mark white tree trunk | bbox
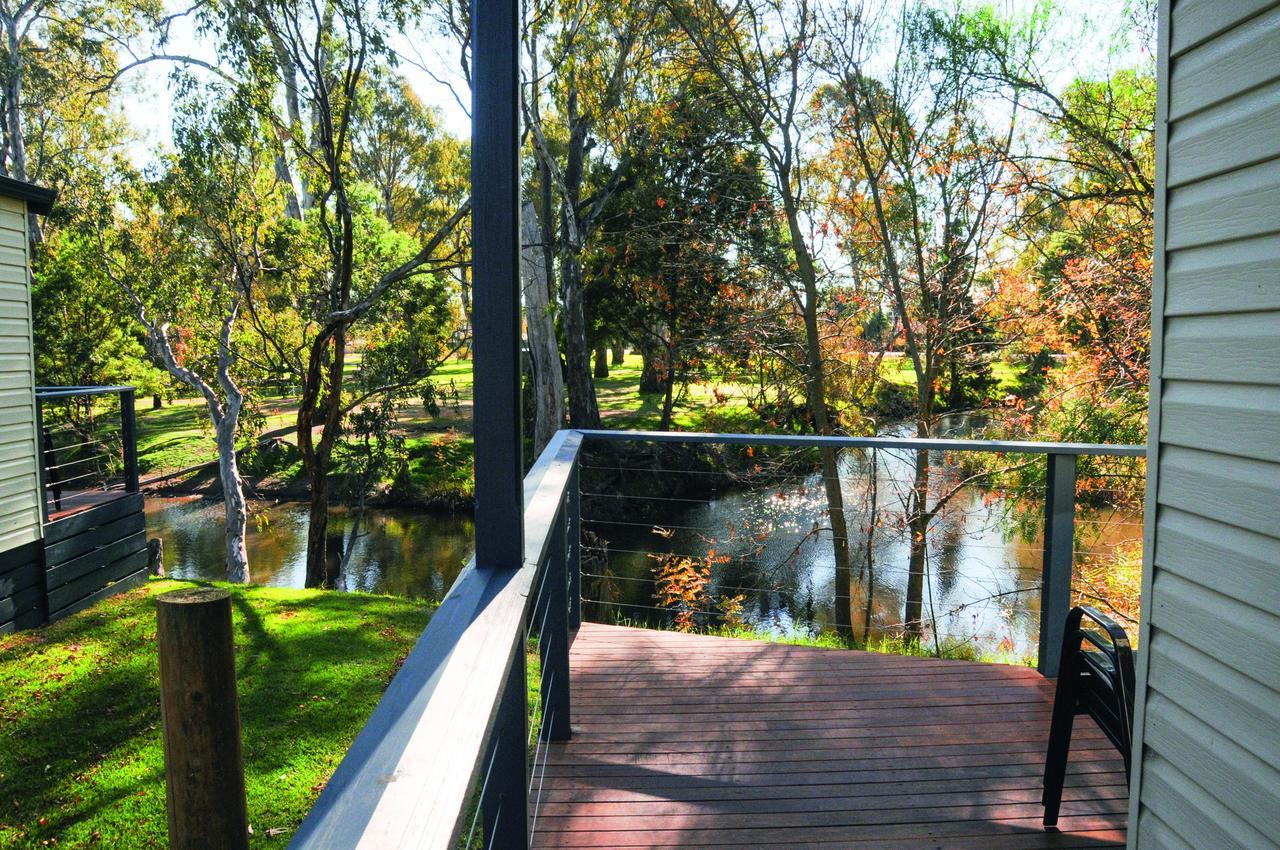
[121,289,253,584]
[216,418,250,582]
[522,201,565,455]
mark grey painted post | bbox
[567,464,581,631]
[1038,453,1078,677]
[542,504,572,741]
[484,637,529,850]
[471,0,523,571]
[33,395,49,522]
[120,388,139,493]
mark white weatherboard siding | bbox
[1130,2,1280,847]
[0,194,41,552]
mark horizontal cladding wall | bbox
[0,195,39,550]
[42,493,150,623]
[0,539,44,634]
[1139,1,1280,845]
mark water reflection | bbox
[146,497,474,599]
[582,445,1142,660]
[146,437,1140,661]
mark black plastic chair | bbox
[1042,605,1135,829]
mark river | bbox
[146,498,474,600]
[147,436,1141,660]
[579,445,1141,660]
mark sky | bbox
[119,14,474,168]
[118,0,1151,170]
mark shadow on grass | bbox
[0,581,431,848]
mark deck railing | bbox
[577,430,1146,677]
[289,429,584,850]
[289,428,1142,850]
[34,385,139,522]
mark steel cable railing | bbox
[34,386,139,521]
[574,429,1144,673]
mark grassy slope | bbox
[135,397,297,476]
[135,353,1029,500]
[881,354,1024,395]
[0,580,431,849]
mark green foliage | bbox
[352,70,469,234]
[31,231,165,393]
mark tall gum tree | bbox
[818,5,1028,638]
[670,0,858,633]
[196,0,471,586]
[103,91,279,583]
[524,0,677,428]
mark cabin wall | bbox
[1130,2,1280,847]
[0,195,42,555]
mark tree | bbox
[0,0,156,241]
[352,69,468,236]
[587,73,774,431]
[105,89,280,583]
[525,0,674,429]
[200,0,470,586]
[995,65,1154,443]
[818,4,1028,638]
[670,0,859,633]
[32,230,165,394]
[522,200,565,454]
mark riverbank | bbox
[0,579,432,848]
[606,616,1039,666]
[136,351,1038,509]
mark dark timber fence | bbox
[0,386,146,634]
[288,428,1141,849]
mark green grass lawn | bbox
[132,352,1037,498]
[880,355,1028,397]
[594,354,758,431]
[0,580,432,849]
[136,398,296,477]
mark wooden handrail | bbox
[288,430,583,850]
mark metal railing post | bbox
[483,638,529,850]
[1038,452,1078,677]
[120,388,139,493]
[542,502,572,741]
[567,464,581,632]
[34,395,50,522]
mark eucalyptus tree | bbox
[26,23,164,393]
[191,0,470,586]
[524,0,678,429]
[352,70,469,235]
[104,90,282,584]
[0,0,158,240]
[668,0,859,633]
[968,11,1155,442]
[818,5,1029,638]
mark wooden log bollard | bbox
[157,588,249,850]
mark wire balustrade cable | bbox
[577,434,1143,663]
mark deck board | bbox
[532,623,1127,849]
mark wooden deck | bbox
[44,488,128,522]
[533,623,1128,849]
